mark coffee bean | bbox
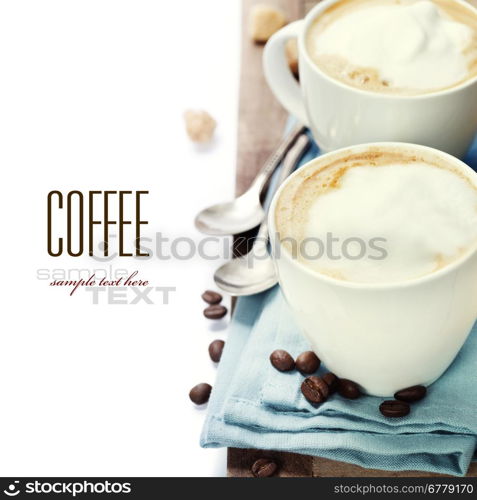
[201,290,223,305]
[270,350,295,372]
[189,383,212,405]
[379,400,411,418]
[203,304,227,320]
[323,372,338,393]
[301,376,329,404]
[394,385,427,403]
[208,340,225,363]
[295,351,320,374]
[251,458,278,478]
[338,379,361,399]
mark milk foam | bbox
[276,151,477,284]
[308,0,477,93]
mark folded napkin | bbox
[201,136,477,476]
[201,287,477,476]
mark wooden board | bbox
[230,0,477,478]
[235,0,306,196]
[228,449,477,478]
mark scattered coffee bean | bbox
[323,372,338,393]
[301,376,329,404]
[338,379,361,399]
[379,400,411,418]
[251,458,278,478]
[295,351,320,374]
[201,290,222,305]
[394,385,427,403]
[208,340,225,363]
[189,383,212,405]
[270,350,295,372]
[203,304,227,320]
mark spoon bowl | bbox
[214,248,278,296]
[194,191,265,236]
[194,125,305,236]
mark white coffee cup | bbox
[263,0,477,158]
[268,142,477,397]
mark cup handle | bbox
[263,20,308,126]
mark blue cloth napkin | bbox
[201,136,477,476]
[465,136,477,171]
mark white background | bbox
[0,0,241,476]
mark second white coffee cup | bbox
[263,0,477,158]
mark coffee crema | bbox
[306,0,477,95]
[275,147,477,284]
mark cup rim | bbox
[268,141,477,291]
[299,0,477,100]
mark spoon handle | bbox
[276,133,311,186]
[247,123,307,197]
